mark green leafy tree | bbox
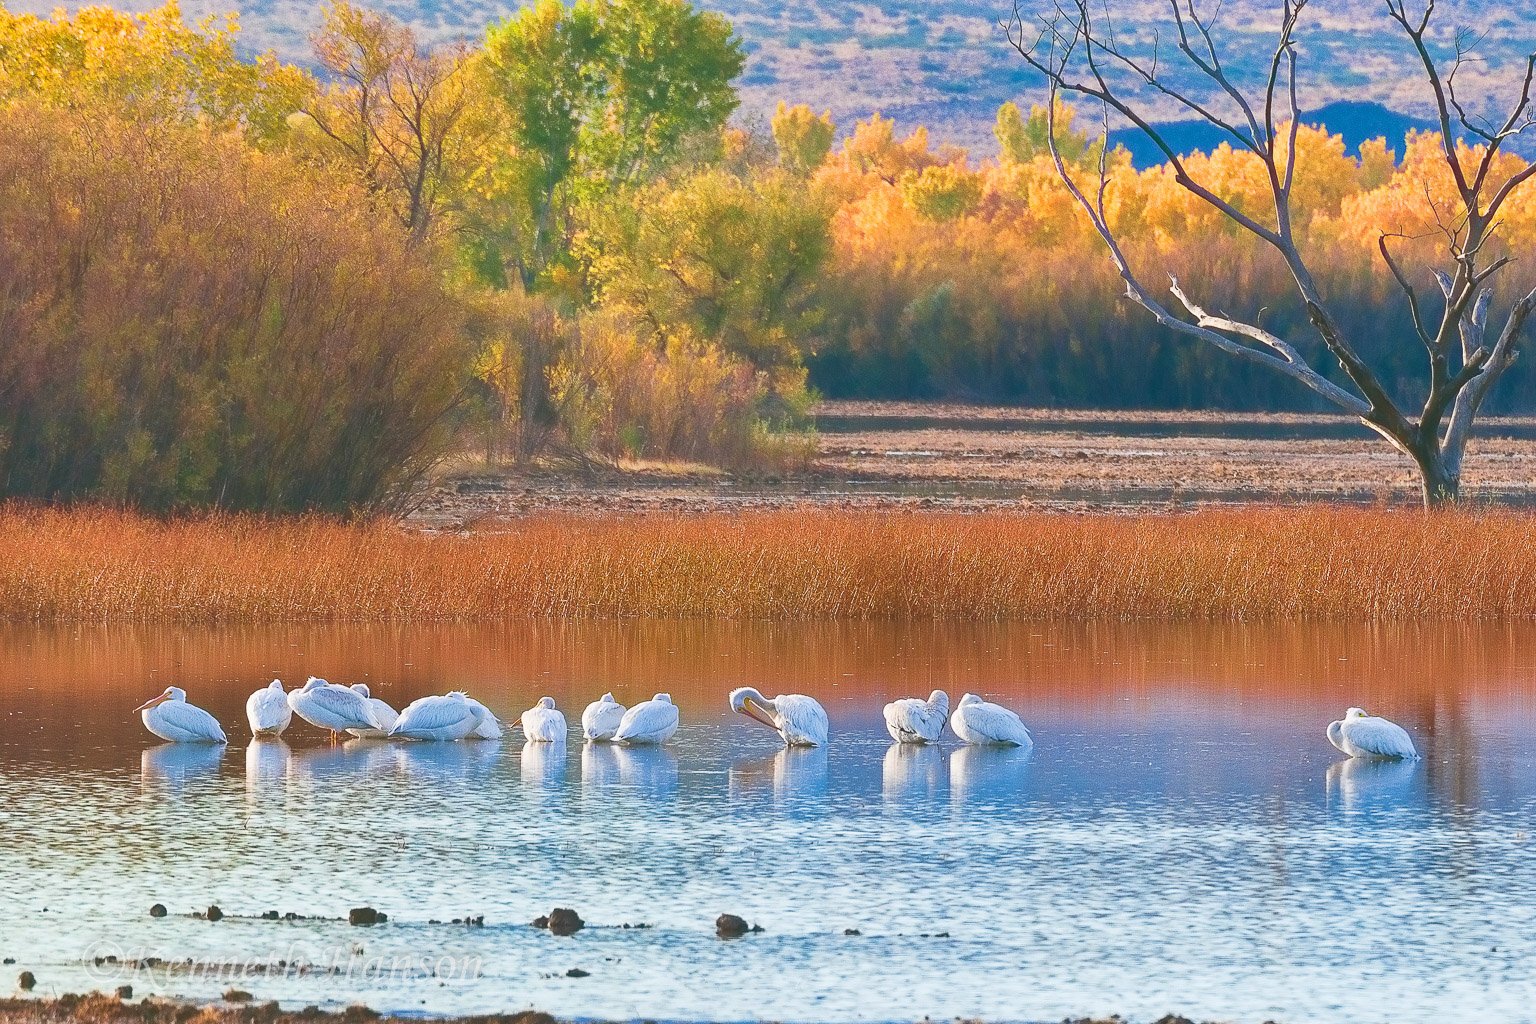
[579,167,832,378]
[900,164,983,221]
[478,0,744,288]
[995,98,1102,167]
[771,101,835,176]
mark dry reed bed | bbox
[1,504,1534,622]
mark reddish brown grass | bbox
[2,503,1534,622]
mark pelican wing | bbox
[1342,716,1418,759]
[884,698,944,743]
[153,700,228,743]
[775,694,828,747]
[390,695,477,740]
[954,700,1032,747]
[465,698,504,739]
[290,684,379,732]
[613,699,680,744]
[582,698,627,741]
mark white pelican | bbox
[1327,707,1419,759]
[346,684,400,738]
[245,679,292,737]
[613,693,680,745]
[950,693,1032,747]
[388,691,492,741]
[135,687,228,744]
[520,696,568,742]
[464,696,504,739]
[581,693,627,742]
[728,687,828,747]
[286,676,380,740]
[883,689,949,744]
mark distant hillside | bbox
[1108,102,1442,167]
[11,1,1536,154]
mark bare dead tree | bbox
[1007,0,1536,506]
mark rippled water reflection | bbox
[1,621,1534,1023]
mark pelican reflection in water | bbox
[950,743,1031,806]
[141,742,225,793]
[1327,755,1421,811]
[286,738,397,786]
[882,742,946,802]
[244,737,291,796]
[393,738,504,782]
[730,747,829,808]
[521,737,568,790]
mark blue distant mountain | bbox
[1108,101,1444,166]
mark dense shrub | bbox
[0,102,470,512]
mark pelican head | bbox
[928,689,949,708]
[1346,707,1369,720]
[351,683,371,698]
[302,676,328,691]
[956,692,981,708]
[599,692,616,704]
[134,686,186,712]
[729,687,778,730]
[653,693,673,704]
[535,696,556,709]
[267,679,285,692]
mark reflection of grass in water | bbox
[6,503,1536,621]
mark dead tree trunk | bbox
[1008,0,1536,507]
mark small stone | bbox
[547,908,583,936]
[116,986,133,1000]
[205,905,223,922]
[224,990,253,1003]
[843,928,862,936]
[261,911,279,920]
[18,971,36,991]
[149,904,167,918]
[1151,1017,1194,1024]
[565,968,590,978]
[0,959,11,965]
[348,907,382,926]
[530,916,549,929]
[715,913,750,938]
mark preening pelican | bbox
[520,697,568,742]
[581,693,627,742]
[729,687,828,747]
[950,693,1032,747]
[245,679,292,736]
[135,687,227,744]
[1327,707,1419,759]
[287,676,380,740]
[883,689,949,744]
[613,693,680,745]
[464,696,504,739]
[346,684,400,738]
[389,691,490,741]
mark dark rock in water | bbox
[716,913,754,938]
[223,989,253,1003]
[18,971,36,991]
[115,986,133,999]
[284,912,299,920]
[547,908,583,936]
[348,907,383,926]
[565,968,590,978]
[530,916,549,929]
[261,911,280,920]
[205,905,223,922]
[465,915,484,927]
[1152,1017,1195,1024]
[1,959,11,965]
[843,928,861,935]
[149,904,167,918]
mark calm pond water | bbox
[1,620,1534,1023]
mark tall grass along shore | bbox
[3,504,1535,622]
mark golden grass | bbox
[3,503,1536,622]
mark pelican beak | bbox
[134,692,171,713]
[741,697,777,730]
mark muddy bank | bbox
[0,996,1226,1024]
[412,402,1536,529]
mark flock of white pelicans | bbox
[133,680,1419,760]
